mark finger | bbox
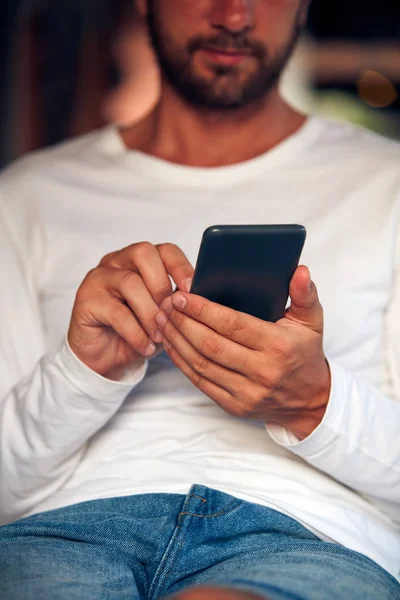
[156,243,194,292]
[166,292,275,351]
[95,295,156,357]
[159,297,255,376]
[156,308,250,394]
[284,266,323,333]
[101,243,173,306]
[161,332,247,417]
[98,267,165,344]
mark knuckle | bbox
[260,367,282,390]
[192,353,211,376]
[132,241,155,260]
[234,388,265,417]
[228,402,247,418]
[110,309,147,348]
[105,257,121,269]
[110,303,129,325]
[194,301,208,320]
[274,336,293,358]
[249,387,266,408]
[74,285,89,305]
[171,309,185,327]
[238,354,251,373]
[225,315,244,338]
[83,267,99,282]
[157,242,179,255]
[75,268,99,299]
[153,281,172,298]
[200,335,224,358]
[119,269,140,291]
[190,370,205,391]
[99,251,118,267]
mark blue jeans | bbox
[0,484,399,600]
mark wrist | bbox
[284,403,328,440]
[275,359,331,441]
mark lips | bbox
[199,46,253,66]
[202,46,252,57]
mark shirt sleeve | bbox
[0,182,147,525]
[267,217,400,524]
[267,360,400,521]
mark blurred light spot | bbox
[357,70,398,108]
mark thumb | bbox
[285,266,323,333]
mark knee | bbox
[164,585,269,600]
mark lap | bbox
[191,548,400,600]
[148,485,400,600]
[0,536,136,600]
[1,486,399,600]
[0,493,184,600]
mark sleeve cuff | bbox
[266,359,349,457]
[53,336,148,402]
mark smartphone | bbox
[190,225,306,322]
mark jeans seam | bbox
[149,500,242,600]
[148,520,184,600]
[178,498,241,521]
[151,501,243,600]
[187,494,207,503]
[152,534,186,600]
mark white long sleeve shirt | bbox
[1,117,400,579]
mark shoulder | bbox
[0,127,117,224]
[0,127,115,188]
[308,117,400,218]
[0,128,116,249]
[313,116,400,167]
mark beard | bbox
[146,3,303,111]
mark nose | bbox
[209,0,256,34]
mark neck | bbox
[120,81,307,168]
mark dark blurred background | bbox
[1,0,400,169]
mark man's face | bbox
[145,0,308,110]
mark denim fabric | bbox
[0,484,399,600]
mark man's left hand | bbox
[155,266,331,440]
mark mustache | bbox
[188,33,267,60]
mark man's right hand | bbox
[67,242,194,380]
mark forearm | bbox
[267,359,400,507]
[0,339,147,524]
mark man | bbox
[0,1,399,599]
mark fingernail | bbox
[143,342,156,356]
[183,278,193,293]
[153,329,164,344]
[172,293,187,310]
[156,311,168,329]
